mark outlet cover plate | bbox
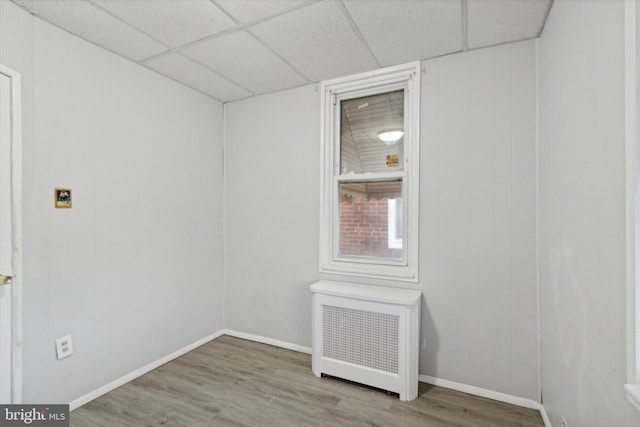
[55,334,74,360]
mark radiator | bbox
[310,280,421,401]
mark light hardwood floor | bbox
[71,335,544,426]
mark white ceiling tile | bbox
[145,53,253,102]
[12,0,554,101]
[467,0,551,49]
[91,0,236,48]
[182,31,307,95]
[343,0,462,67]
[215,0,310,25]
[250,0,378,82]
[12,0,168,61]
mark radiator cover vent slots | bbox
[322,305,399,374]
[311,280,421,401]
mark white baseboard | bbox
[69,330,225,411]
[419,375,549,425]
[222,329,312,354]
[539,404,552,427]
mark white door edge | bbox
[0,64,23,404]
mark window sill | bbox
[625,384,640,412]
[320,260,417,283]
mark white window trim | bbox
[319,62,420,282]
[624,0,640,412]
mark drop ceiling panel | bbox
[11,0,553,102]
[12,0,168,61]
[250,0,378,82]
[182,31,307,94]
[343,0,463,66]
[215,0,311,25]
[92,0,236,49]
[467,0,551,49]
[145,53,252,102]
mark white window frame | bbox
[625,0,640,412]
[319,62,420,282]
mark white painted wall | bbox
[224,40,538,401]
[538,0,640,425]
[224,85,320,346]
[419,40,538,401]
[1,1,225,404]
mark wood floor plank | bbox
[71,335,544,427]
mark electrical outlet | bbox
[55,334,74,360]
[561,416,568,427]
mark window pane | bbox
[340,90,404,174]
[339,180,402,260]
[395,198,402,238]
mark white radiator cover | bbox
[311,280,422,401]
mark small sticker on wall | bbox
[386,154,399,167]
[55,188,72,209]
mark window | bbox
[319,62,420,282]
